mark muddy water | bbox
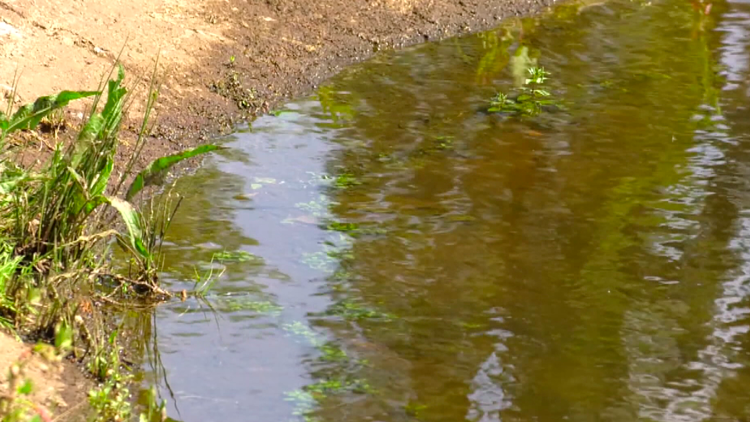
[135,0,750,420]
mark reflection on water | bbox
[131,0,750,420]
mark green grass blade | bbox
[0,110,8,132]
[126,145,221,200]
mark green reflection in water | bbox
[135,0,750,419]
[290,0,750,420]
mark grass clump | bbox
[0,61,217,421]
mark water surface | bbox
[134,0,750,420]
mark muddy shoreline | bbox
[139,0,561,175]
[2,0,558,172]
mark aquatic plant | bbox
[489,66,559,117]
[221,297,282,314]
[325,300,394,321]
[319,343,348,362]
[333,173,361,189]
[325,221,360,232]
[192,256,225,298]
[213,249,263,264]
[283,321,322,346]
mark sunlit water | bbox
[128,0,750,420]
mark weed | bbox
[324,300,394,321]
[88,331,165,422]
[219,297,282,314]
[333,173,360,189]
[489,67,559,117]
[325,221,359,232]
[0,61,217,422]
[0,91,98,142]
[192,256,224,298]
[213,250,263,264]
[319,343,347,362]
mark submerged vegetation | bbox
[0,62,218,421]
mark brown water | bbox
[133,0,750,420]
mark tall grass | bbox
[0,61,217,421]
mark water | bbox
[131,0,750,419]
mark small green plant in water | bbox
[489,67,558,117]
[213,250,263,264]
[325,300,394,321]
[325,221,359,232]
[222,297,282,314]
[192,256,225,298]
[319,343,348,362]
[333,173,361,189]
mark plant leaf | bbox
[55,321,73,352]
[3,90,98,137]
[100,65,127,140]
[82,156,113,214]
[78,113,104,142]
[18,380,33,395]
[126,144,221,200]
[66,166,88,195]
[89,156,113,200]
[105,196,149,259]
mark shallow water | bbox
[134,0,750,419]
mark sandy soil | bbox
[0,333,89,421]
[0,0,557,416]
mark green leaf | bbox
[106,196,149,259]
[3,90,98,138]
[77,113,104,142]
[18,379,33,395]
[66,166,88,194]
[100,65,127,139]
[86,157,113,213]
[55,321,73,352]
[108,330,118,345]
[126,144,221,200]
